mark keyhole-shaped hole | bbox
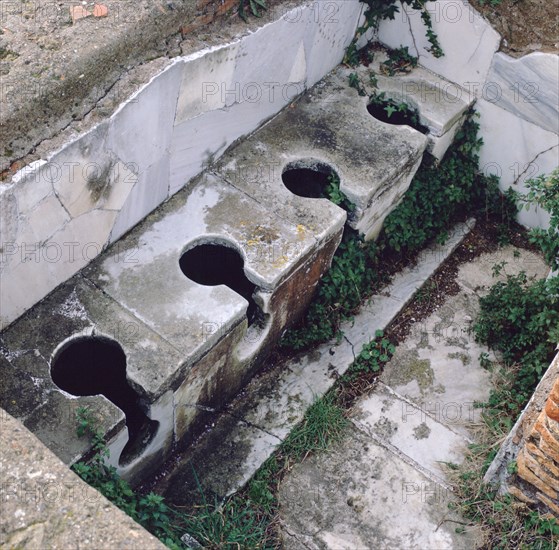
[179,243,260,326]
[51,336,158,465]
[281,160,337,199]
[366,101,428,134]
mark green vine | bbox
[523,168,559,271]
[344,0,444,67]
[238,0,267,21]
[380,46,418,75]
[280,111,518,351]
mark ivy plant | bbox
[344,0,443,67]
[523,168,559,270]
[238,0,267,21]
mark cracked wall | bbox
[0,0,364,329]
[377,0,559,229]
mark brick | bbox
[545,413,559,442]
[534,415,559,457]
[540,437,559,465]
[545,398,559,423]
[181,13,215,36]
[536,492,559,518]
[216,0,238,17]
[93,4,109,18]
[517,449,558,500]
[70,5,91,23]
[526,442,559,477]
[522,446,559,492]
[549,379,559,407]
[509,485,536,504]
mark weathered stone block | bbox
[216,68,427,241]
[0,277,183,480]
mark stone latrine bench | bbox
[0,0,480,484]
[0,61,442,482]
[343,52,475,162]
[0,167,345,483]
[216,68,429,240]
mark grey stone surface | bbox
[343,220,474,348]
[215,68,428,240]
[352,383,469,483]
[1,277,184,403]
[159,412,282,506]
[350,54,474,135]
[278,424,481,550]
[85,171,329,362]
[0,409,165,549]
[0,0,364,330]
[476,97,559,229]
[0,276,183,481]
[380,291,492,438]
[23,392,125,466]
[486,52,559,134]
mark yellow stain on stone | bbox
[296,224,307,239]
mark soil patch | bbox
[471,0,558,57]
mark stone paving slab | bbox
[215,68,428,240]
[279,424,481,550]
[351,383,469,484]
[380,291,493,438]
[343,220,474,350]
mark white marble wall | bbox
[0,1,363,329]
[378,0,500,86]
[477,99,557,228]
[377,1,559,229]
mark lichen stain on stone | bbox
[373,416,398,440]
[385,349,435,394]
[413,422,431,440]
[86,160,114,203]
[447,351,471,366]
